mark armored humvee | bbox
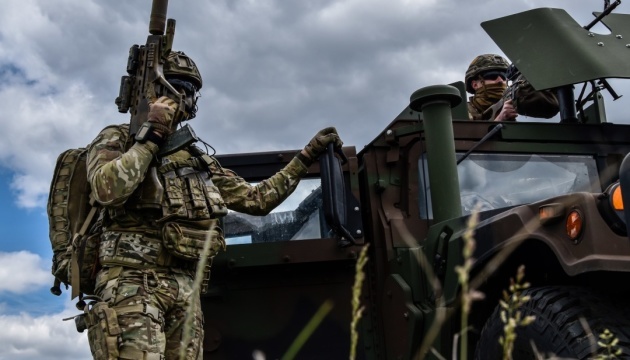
[201,5,630,359]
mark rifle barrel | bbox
[149,0,169,35]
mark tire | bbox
[475,286,630,359]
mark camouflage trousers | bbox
[87,266,204,360]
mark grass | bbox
[282,300,335,360]
[350,245,370,360]
[250,245,369,360]
[419,207,538,360]
[454,207,484,360]
[179,227,217,360]
[594,329,623,360]
[498,265,535,360]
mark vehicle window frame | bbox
[214,148,360,245]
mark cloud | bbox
[1,0,629,211]
[0,306,91,360]
[0,82,106,209]
[0,250,90,359]
[0,251,88,359]
[0,252,50,294]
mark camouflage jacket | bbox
[467,100,488,121]
[87,124,308,229]
[467,77,559,121]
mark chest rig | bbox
[108,146,228,227]
[99,146,228,270]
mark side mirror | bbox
[319,144,362,247]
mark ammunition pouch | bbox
[85,298,164,360]
[100,153,229,270]
[99,231,167,269]
[85,301,121,360]
[159,164,228,221]
[162,220,225,261]
[123,162,229,223]
[99,222,225,270]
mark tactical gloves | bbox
[147,96,179,136]
[297,127,343,167]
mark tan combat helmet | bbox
[164,51,203,90]
[465,54,509,94]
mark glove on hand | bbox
[147,96,179,136]
[299,127,343,166]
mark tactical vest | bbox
[99,148,228,269]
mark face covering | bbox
[470,82,507,113]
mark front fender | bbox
[441,192,630,303]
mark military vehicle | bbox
[198,3,630,360]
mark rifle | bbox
[485,64,520,121]
[115,0,197,155]
[485,64,559,121]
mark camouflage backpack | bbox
[47,125,128,299]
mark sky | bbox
[1,0,629,358]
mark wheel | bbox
[475,286,630,359]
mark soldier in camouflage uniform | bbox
[465,54,517,121]
[85,51,342,359]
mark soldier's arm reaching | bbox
[212,127,343,216]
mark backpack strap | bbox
[70,196,100,300]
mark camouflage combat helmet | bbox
[465,54,509,94]
[164,51,203,90]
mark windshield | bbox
[223,179,326,245]
[419,153,601,218]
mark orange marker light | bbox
[566,210,583,241]
[612,185,624,211]
[539,204,564,224]
[539,206,554,220]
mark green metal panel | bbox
[410,85,463,223]
[482,8,630,90]
[449,81,470,120]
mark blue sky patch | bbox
[0,63,37,87]
[0,171,50,257]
